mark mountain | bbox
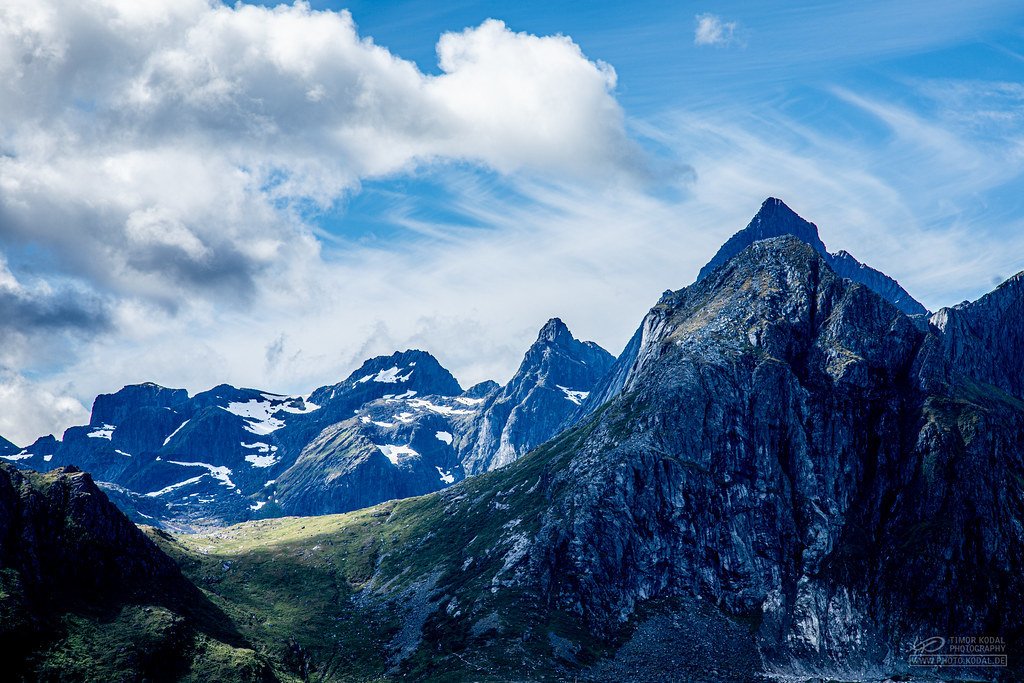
[4,200,1022,681]
[4,324,612,529]
[926,270,1024,399]
[1,434,60,465]
[128,233,1019,682]
[273,391,472,516]
[1,350,470,530]
[571,198,930,428]
[0,434,18,456]
[458,318,615,474]
[698,197,929,316]
[276,321,614,514]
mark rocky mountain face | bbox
[0,463,181,605]
[4,324,613,529]
[509,236,1021,677]
[249,233,1012,681]
[572,198,931,429]
[459,318,615,475]
[698,197,929,316]
[123,231,1019,682]
[925,271,1024,399]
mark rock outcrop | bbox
[332,233,1021,681]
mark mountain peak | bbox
[698,198,826,283]
[696,198,928,316]
[461,318,615,475]
[536,317,572,344]
[91,383,189,426]
[339,348,463,396]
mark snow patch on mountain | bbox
[144,475,205,498]
[168,460,236,489]
[407,398,474,416]
[384,390,417,402]
[372,366,414,383]
[163,419,189,446]
[245,453,279,468]
[268,394,320,414]
[87,424,115,439]
[2,451,34,461]
[223,400,286,435]
[376,444,418,466]
[557,385,590,406]
[436,465,455,484]
[241,441,278,453]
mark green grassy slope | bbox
[143,415,613,682]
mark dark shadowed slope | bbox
[0,463,271,682]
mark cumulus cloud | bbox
[0,1,636,307]
[694,13,739,47]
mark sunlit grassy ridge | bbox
[142,414,611,681]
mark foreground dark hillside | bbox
[0,463,274,682]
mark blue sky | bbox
[261,0,1024,293]
[0,0,1022,442]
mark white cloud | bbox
[694,13,739,47]
[0,370,88,445]
[0,1,636,304]
[0,0,645,443]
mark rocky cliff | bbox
[3,202,1021,682]
[517,236,1020,677]
[247,234,1017,681]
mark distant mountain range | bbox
[3,198,1021,682]
[3,318,611,530]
